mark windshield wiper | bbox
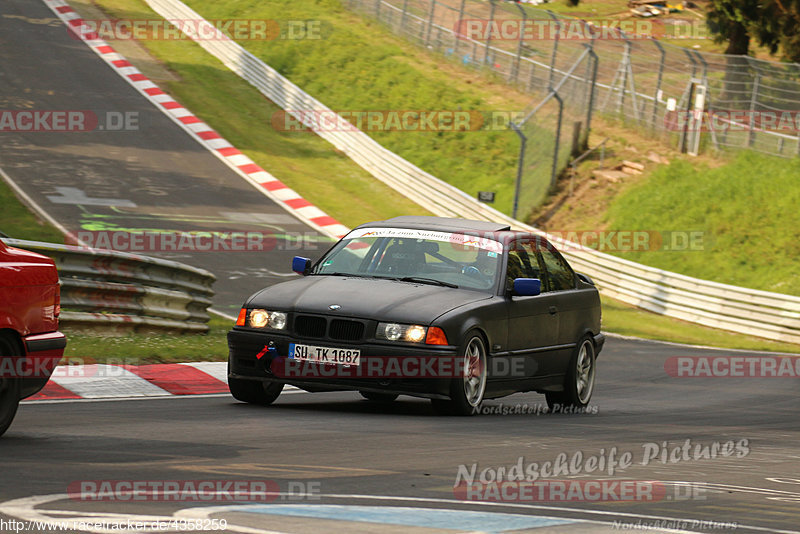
[397,276,458,288]
[313,272,373,278]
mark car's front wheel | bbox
[0,337,21,437]
[432,332,487,416]
[229,378,284,405]
[546,337,596,411]
[359,391,399,402]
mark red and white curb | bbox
[23,362,299,402]
[42,0,349,240]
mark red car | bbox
[0,239,67,436]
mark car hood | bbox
[246,275,493,324]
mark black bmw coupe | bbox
[227,216,604,415]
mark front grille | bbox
[294,315,326,338]
[329,319,365,341]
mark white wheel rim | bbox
[463,337,487,407]
[575,340,595,403]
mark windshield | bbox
[312,227,503,291]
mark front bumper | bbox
[594,332,606,355]
[228,328,460,399]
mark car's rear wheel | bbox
[359,391,399,402]
[229,378,284,405]
[0,337,21,437]
[432,332,487,416]
[546,337,596,411]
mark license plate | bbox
[289,343,361,366]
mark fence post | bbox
[679,81,696,153]
[651,39,666,130]
[551,92,564,191]
[547,11,560,90]
[617,38,632,115]
[375,0,381,20]
[425,0,437,46]
[511,2,527,84]
[485,0,497,66]
[584,42,598,144]
[693,50,717,151]
[401,0,409,29]
[510,122,527,221]
[747,74,760,148]
[453,0,467,56]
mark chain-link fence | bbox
[510,46,597,218]
[346,0,800,158]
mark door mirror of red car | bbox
[292,256,312,275]
[513,278,541,296]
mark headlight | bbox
[247,309,287,330]
[377,322,428,343]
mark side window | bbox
[539,246,575,291]
[506,239,543,292]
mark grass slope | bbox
[604,151,800,296]
[0,179,64,242]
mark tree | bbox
[705,0,760,55]
[706,0,764,105]
[757,0,800,62]
[706,0,800,62]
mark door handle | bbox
[548,306,558,315]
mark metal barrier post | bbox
[652,39,666,130]
[585,42,598,141]
[547,11,560,90]
[694,50,717,150]
[510,122,527,220]
[551,92,564,191]
[425,0,436,46]
[747,75,760,148]
[453,0,467,55]
[485,0,497,66]
[511,3,527,84]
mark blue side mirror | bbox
[513,278,541,296]
[292,256,311,275]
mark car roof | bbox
[356,216,512,234]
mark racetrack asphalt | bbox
[3,336,799,533]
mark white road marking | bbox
[1,491,795,534]
[21,389,308,405]
[45,186,137,207]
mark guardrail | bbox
[141,0,800,345]
[3,238,216,333]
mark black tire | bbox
[229,378,284,405]
[431,332,487,416]
[0,336,21,438]
[359,391,399,402]
[546,337,596,412]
